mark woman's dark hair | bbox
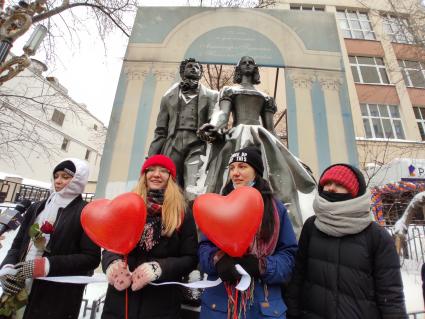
[222,174,275,242]
[233,56,261,85]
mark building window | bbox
[349,56,390,84]
[61,137,70,151]
[382,14,414,44]
[85,149,91,160]
[360,103,405,139]
[336,9,375,40]
[413,106,425,141]
[93,124,98,131]
[51,109,65,126]
[290,4,324,11]
[398,60,425,88]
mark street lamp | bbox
[23,24,47,55]
[0,0,47,85]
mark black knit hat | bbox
[228,146,264,175]
[53,160,76,177]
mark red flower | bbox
[40,221,54,234]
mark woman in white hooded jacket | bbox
[0,158,101,319]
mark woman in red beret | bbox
[101,155,198,319]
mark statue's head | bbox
[179,58,203,81]
[233,56,260,84]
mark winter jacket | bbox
[285,215,407,319]
[101,209,198,319]
[1,195,101,319]
[198,199,297,319]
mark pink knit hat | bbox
[319,165,359,197]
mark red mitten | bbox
[106,260,132,291]
[15,257,47,280]
[131,262,162,291]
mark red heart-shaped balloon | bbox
[193,186,264,257]
[81,192,147,255]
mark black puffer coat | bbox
[286,216,406,319]
[285,163,407,319]
[1,196,101,319]
[101,209,198,319]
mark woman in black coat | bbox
[285,163,407,319]
[0,158,101,319]
[101,155,198,319]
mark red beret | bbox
[141,155,176,179]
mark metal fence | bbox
[408,311,425,318]
[385,225,425,265]
[0,179,94,205]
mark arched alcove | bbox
[184,26,284,66]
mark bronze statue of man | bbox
[148,58,219,193]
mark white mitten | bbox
[131,261,162,291]
[106,260,132,291]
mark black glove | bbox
[236,254,260,278]
[0,274,25,295]
[215,255,241,283]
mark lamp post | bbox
[0,0,47,85]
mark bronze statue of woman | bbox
[198,56,316,234]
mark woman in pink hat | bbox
[286,163,407,319]
[101,155,198,319]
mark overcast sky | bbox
[12,0,204,126]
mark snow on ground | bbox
[403,275,424,317]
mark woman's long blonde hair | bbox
[133,173,186,237]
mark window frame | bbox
[398,60,425,88]
[360,103,405,140]
[413,106,425,141]
[336,9,375,40]
[350,56,390,85]
[382,14,414,44]
[290,4,325,11]
[61,137,70,151]
[51,109,65,127]
[85,149,91,161]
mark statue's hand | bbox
[197,123,219,143]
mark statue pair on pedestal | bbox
[148,56,316,232]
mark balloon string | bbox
[124,255,128,319]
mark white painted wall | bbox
[0,59,106,191]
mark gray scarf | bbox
[313,191,373,237]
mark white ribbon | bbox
[0,264,251,291]
[0,268,17,276]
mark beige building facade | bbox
[276,0,425,184]
[97,1,425,198]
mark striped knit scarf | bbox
[138,190,164,252]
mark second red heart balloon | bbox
[193,186,264,257]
